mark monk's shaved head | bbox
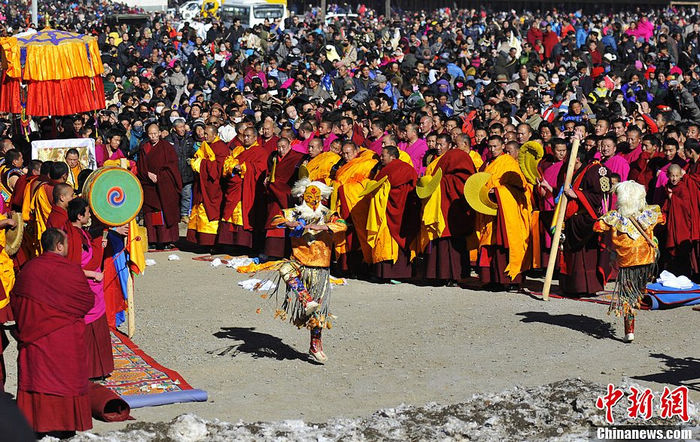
[53,183,76,205]
[205,125,217,138]
[204,125,218,143]
[668,163,683,175]
[41,227,67,255]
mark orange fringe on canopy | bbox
[0,76,105,116]
[0,29,104,81]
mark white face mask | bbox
[551,77,559,84]
[482,79,491,85]
[155,106,164,114]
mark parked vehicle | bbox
[220,1,286,29]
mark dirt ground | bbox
[4,244,699,435]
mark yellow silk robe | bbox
[475,154,533,279]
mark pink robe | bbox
[368,132,387,155]
[542,160,564,211]
[323,133,338,152]
[603,154,630,181]
[79,230,105,324]
[403,139,429,176]
[621,144,642,164]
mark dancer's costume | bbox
[594,182,664,342]
[269,179,347,362]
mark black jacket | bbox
[166,132,196,184]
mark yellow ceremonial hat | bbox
[358,175,389,198]
[464,172,498,216]
[416,168,443,199]
[298,164,310,180]
[518,140,544,185]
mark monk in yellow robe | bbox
[476,135,534,289]
[331,142,378,273]
[187,126,230,246]
[362,145,419,280]
[304,138,340,185]
[414,135,476,283]
[0,201,17,389]
[218,127,268,249]
[64,148,83,190]
[30,162,69,248]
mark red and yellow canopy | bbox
[0,29,105,116]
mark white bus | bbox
[220,1,286,29]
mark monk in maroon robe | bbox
[264,137,305,258]
[559,153,610,296]
[370,146,419,279]
[218,127,268,249]
[422,143,476,282]
[186,126,230,246]
[46,183,81,264]
[12,164,44,268]
[260,119,280,155]
[137,123,182,248]
[10,159,41,213]
[12,228,94,435]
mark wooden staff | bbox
[542,138,581,300]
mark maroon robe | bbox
[12,174,40,268]
[264,149,305,257]
[78,229,114,380]
[12,252,94,433]
[666,173,700,277]
[47,205,81,265]
[261,135,280,155]
[424,149,476,281]
[186,140,229,246]
[137,140,183,244]
[663,177,692,275]
[558,162,609,295]
[352,123,369,148]
[371,158,419,279]
[10,173,31,212]
[218,144,267,248]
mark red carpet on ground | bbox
[101,331,207,409]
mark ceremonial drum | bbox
[82,166,143,226]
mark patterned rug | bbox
[101,331,208,409]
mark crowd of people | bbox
[1,0,700,436]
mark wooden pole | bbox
[127,271,135,338]
[385,0,390,21]
[320,0,326,22]
[542,138,580,300]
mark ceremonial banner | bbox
[31,138,97,170]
